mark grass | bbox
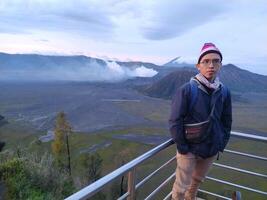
[196,136,267,200]
[115,96,267,134]
[0,120,44,150]
[114,98,170,123]
[231,93,267,133]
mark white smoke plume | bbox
[0,58,158,82]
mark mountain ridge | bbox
[0,52,161,81]
[0,52,158,70]
[1,52,266,91]
[141,64,267,99]
[1,52,265,76]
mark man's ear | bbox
[195,64,200,71]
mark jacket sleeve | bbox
[169,85,189,154]
[220,89,232,150]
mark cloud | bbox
[0,26,28,34]
[0,0,115,38]
[38,39,49,42]
[0,0,227,41]
[139,0,227,40]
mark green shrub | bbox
[0,158,38,199]
[0,152,75,200]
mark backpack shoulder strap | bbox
[189,80,227,112]
[220,85,228,102]
[189,79,198,112]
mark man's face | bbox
[196,53,222,81]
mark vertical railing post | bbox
[232,191,242,200]
[127,168,136,200]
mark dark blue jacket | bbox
[169,79,232,158]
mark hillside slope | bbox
[141,64,267,99]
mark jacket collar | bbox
[191,77,223,95]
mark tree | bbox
[79,152,105,200]
[111,148,133,198]
[0,141,5,152]
[80,152,103,183]
[52,112,72,176]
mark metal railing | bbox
[65,131,267,200]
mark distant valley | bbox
[0,52,267,136]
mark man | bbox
[169,43,232,200]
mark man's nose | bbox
[207,62,215,68]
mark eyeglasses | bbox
[200,59,221,66]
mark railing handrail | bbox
[65,139,174,200]
[65,131,267,200]
[231,131,267,142]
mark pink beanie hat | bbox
[198,43,222,64]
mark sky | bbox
[0,0,267,75]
